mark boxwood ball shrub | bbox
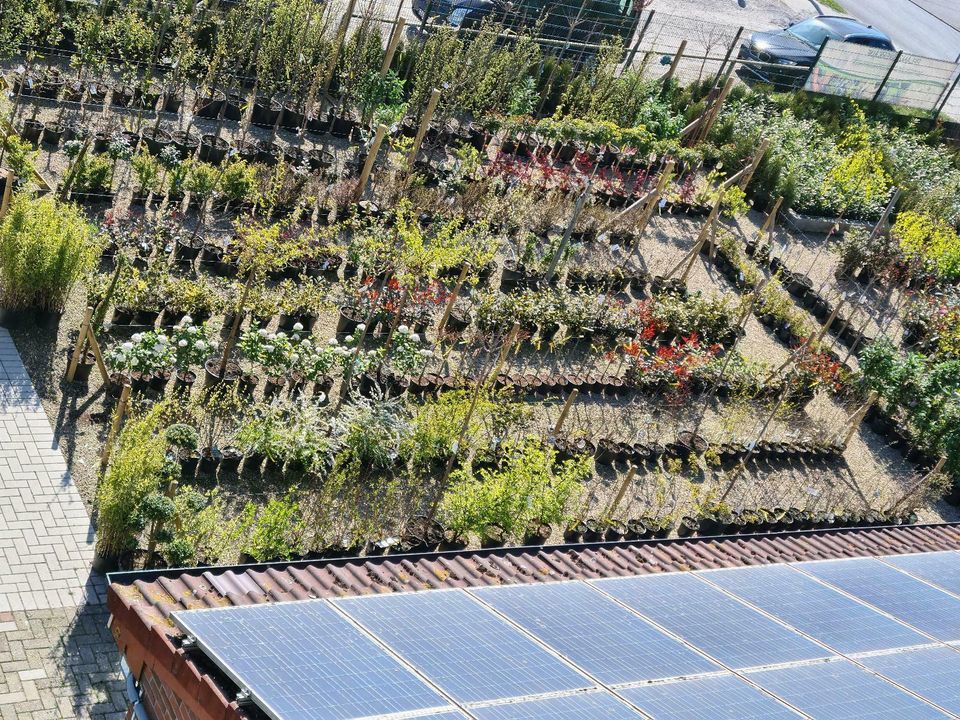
[0,193,99,313]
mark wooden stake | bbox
[87,323,109,384]
[869,187,900,241]
[599,161,673,239]
[66,307,94,382]
[667,192,723,282]
[632,161,675,247]
[605,464,637,518]
[894,456,947,512]
[408,88,441,169]
[662,40,687,87]
[353,123,388,203]
[545,187,589,282]
[839,390,878,448]
[756,195,783,245]
[322,0,359,93]
[100,383,131,470]
[381,18,406,76]
[435,263,470,339]
[553,389,579,435]
[0,170,13,219]
[723,138,770,192]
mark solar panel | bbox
[469,690,646,719]
[334,590,593,705]
[471,582,718,685]
[861,646,960,715]
[704,564,928,653]
[593,574,830,669]
[171,602,451,720]
[799,558,960,641]
[748,658,949,719]
[619,674,801,720]
[884,551,960,596]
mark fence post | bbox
[804,38,829,88]
[623,10,655,72]
[662,40,687,88]
[869,187,900,241]
[934,70,960,120]
[381,17,406,77]
[715,26,744,81]
[872,50,902,103]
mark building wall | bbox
[140,666,202,720]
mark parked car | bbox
[738,15,895,89]
[417,0,642,52]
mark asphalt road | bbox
[839,0,960,61]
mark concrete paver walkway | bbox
[0,329,125,718]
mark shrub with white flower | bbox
[170,317,213,371]
[238,326,294,378]
[335,333,384,375]
[292,336,338,382]
[387,329,430,375]
[106,331,174,376]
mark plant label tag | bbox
[659,198,667,208]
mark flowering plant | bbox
[387,326,433,375]
[291,335,339,381]
[170,317,213,371]
[238,327,295,378]
[106,331,173,375]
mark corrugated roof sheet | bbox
[109,523,960,637]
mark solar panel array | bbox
[172,551,960,720]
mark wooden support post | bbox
[894,456,947,512]
[66,307,94,383]
[423,323,520,530]
[407,88,441,169]
[100,384,131,470]
[353,123,387,203]
[435,263,470,340]
[667,191,723,282]
[632,161,674,247]
[553,389,579,435]
[718,392,787,503]
[0,170,14,219]
[605,465,637,518]
[322,0,359,93]
[840,390,879,448]
[545,187,590,282]
[599,161,673,239]
[869,187,900,241]
[381,18,406,76]
[695,75,735,145]
[733,138,769,192]
[87,322,109,384]
[662,40,687,87]
[756,195,783,245]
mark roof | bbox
[107,524,960,720]
[815,15,891,41]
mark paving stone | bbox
[0,331,125,719]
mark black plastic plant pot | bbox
[251,98,282,127]
[21,119,43,145]
[66,347,96,383]
[197,447,222,477]
[257,142,281,165]
[336,306,364,335]
[523,521,552,545]
[175,236,203,260]
[604,520,628,541]
[199,134,229,164]
[194,91,225,119]
[676,516,700,537]
[480,524,507,549]
[330,114,356,138]
[41,122,64,148]
[173,369,196,394]
[697,515,724,536]
[581,518,605,542]
[149,370,171,393]
[218,447,243,473]
[180,452,200,478]
[204,357,240,387]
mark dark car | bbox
[738,15,895,88]
[418,0,641,51]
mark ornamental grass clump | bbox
[0,194,99,312]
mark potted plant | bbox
[166,423,200,478]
